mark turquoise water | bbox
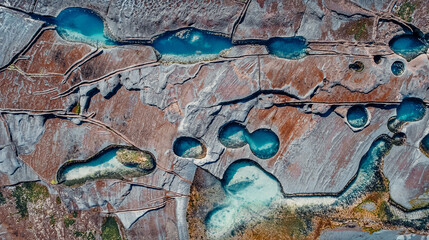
[396,98,426,122]
[57,148,148,186]
[205,160,283,238]
[152,28,232,62]
[218,122,248,148]
[266,37,307,59]
[173,137,206,159]
[391,61,405,76]
[337,135,392,203]
[218,122,280,159]
[205,133,396,238]
[419,134,429,156]
[246,129,280,159]
[346,106,369,129]
[389,34,428,61]
[55,8,114,46]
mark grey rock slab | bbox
[0,6,43,68]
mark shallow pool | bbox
[389,34,428,61]
[396,98,426,122]
[55,8,114,46]
[346,106,369,129]
[218,122,280,159]
[57,147,155,186]
[266,37,307,59]
[152,28,232,62]
[173,137,206,159]
[391,61,405,76]
[205,160,283,238]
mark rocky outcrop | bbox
[0,6,43,69]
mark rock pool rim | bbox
[419,134,429,158]
[54,7,120,46]
[217,121,248,147]
[266,36,308,60]
[220,159,287,197]
[345,105,371,132]
[391,61,405,76]
[55,144,156,184]
[172,136,207,159]
[246,128,280,159]
[388,34,428,61]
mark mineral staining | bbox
[57,147,155,186]
[55,8,114,46]
[389,35,428,61]
[346,106,369,129]
[396,98,426,122]
[218,122,280,159]
[266,37,307,59]
[391,61,405,76]
[173,137,206,159]
[202,133,409,239]
[152,28,232,63]
[205,160,283,239]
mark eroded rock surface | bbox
[0,0,428,239]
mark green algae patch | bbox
[396,1,416,22]
[116,148,155,170]
[64,217,76,228]
[346,19,371,41]
[101,217,122,240]
[11,182,49,218]
[0,192,5,205]
[74,231,96,240]
[71,102,81,114]
[409,190,429,209]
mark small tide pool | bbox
[173,137,206,159]
[389,34,428,61]
[152,28,232,63]
[396,98,426,122]
[218,122,280,159]
[55,8,114,46]
[391,61,405,76]
[346,106,369,129]
[205,160,283,238]
[57,147,155,186]
[266,37,307,60]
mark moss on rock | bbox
[116,148,155,171]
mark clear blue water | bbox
[57,148,146,186]
[205,134,396,237]
[206,160,283,238]
[152,28,232,62]
[389,34,428,61]
[391,61,405,76]
[55,8,114,46]
[266,37,307,60]
[346,106,369,129]
[396,98,426,122]
[246,129,280,159]
[173,137,206,159]
[218,122,280,159]
[218,122,249,148]
[419,134,429,155]
[338,135,392,203]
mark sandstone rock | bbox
[0,6,43,68]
